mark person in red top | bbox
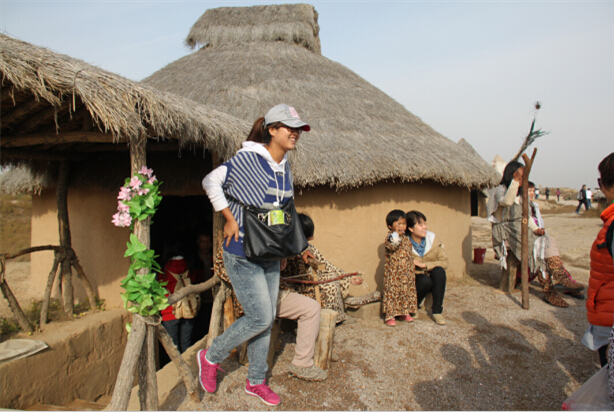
[582,152,614,367]
[159,254,197,353]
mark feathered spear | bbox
[511,102,548,162]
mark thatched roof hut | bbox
[0,33,249,310]
[144,4,498,190]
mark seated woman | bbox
[521,181,585,297]
[405,211,448,326]
[282,214,363,324]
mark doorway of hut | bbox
[150,195,214,369]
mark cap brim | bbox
[281,119,310,131]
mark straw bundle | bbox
[145,5,499,190]
[0,33,249,161]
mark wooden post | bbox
[56,160,74,318]
[207,282,229,348]
[109,315,147,411]
[69,249,98,310]
[40,250,62,327]
[266,319,282,370]
[313,309,337,370]
[130,135,150,254]
[223,296,238,360]
[137,323,159,411]
[520,148,537,310]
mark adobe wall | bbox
[0,309,129,409]
[31,181,471,318]
[31,188,131,309]
[295,182,472,317]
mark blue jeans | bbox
[162,318,195,354]
[206,251,280,384]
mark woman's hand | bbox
[350,276,363,285]
[533,228,546,236]
[301,250,316,264]
[223,219,240,247]
[513,167,524,182]
[414,261,427,269]
[280,258,288,271]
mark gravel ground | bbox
[161,208,604,411]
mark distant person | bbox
[575,184,589,214]
[582,152,614,367]
[405,210,448,325]
[190,230,214,344]
[535,187,540,199]
[556,188,561,202]
[383,210,417,327]
[545,187,550,200]
[586,188,593,209]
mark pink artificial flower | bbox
[129,176,142,189]
[147,176,157,184]
[118,186,132,201]
[137,188,150,196]
[121,213,133,227]
[117,201,130,213]
[139,166,154,178]
[112,212,123,227]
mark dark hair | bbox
[528,181,535,189]
[298,213,315,239]
[500,161,524,188]
[518,181,535,196]
[386,209,406,228]
[246,117,285,145]
[405,210,426,235]
[598,152,614,190]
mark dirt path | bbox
[161,211,604,411]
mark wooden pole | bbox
[130,135,150,254]
[207,282,229,348]
[56,160,74,318]
[69,249,98,310]
[313,309,337,370]
[223,296,238,360]
[137,323,159,411]
[109,315,147,411]
[520,148,537,310]
[40,250,62,327]
[157,325,200,403]
[0,257,34,333]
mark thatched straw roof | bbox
[144,4,499,190]
[0,33,249,161]
[186,3,321,54]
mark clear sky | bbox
[2,1,613,190]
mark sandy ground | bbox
[1,200,605,410]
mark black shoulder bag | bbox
[233,197,308,262]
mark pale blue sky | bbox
[2,1,613,190]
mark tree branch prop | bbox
[281,271,361,285]
[520,148,537,310]
[511,102,548,162]
[166,276,220,306]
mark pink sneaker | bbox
[245,379,280,406]
[385,318,396,327]
[197,349,224,393]
[399,315,414,322]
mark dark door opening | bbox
[151,195,214,369]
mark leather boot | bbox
[544,291,569,308]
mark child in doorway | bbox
[383,210,417,327]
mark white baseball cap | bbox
[264,104,310,131]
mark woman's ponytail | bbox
[246,117,268,143]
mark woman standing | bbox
[582,152,614,367]
[405,211,448,325]
[200,104,312,406]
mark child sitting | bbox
[383,210,417,327]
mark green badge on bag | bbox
[269,210,285,226]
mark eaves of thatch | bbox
[143,4,500,191]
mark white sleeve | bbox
[202,165,229,212]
